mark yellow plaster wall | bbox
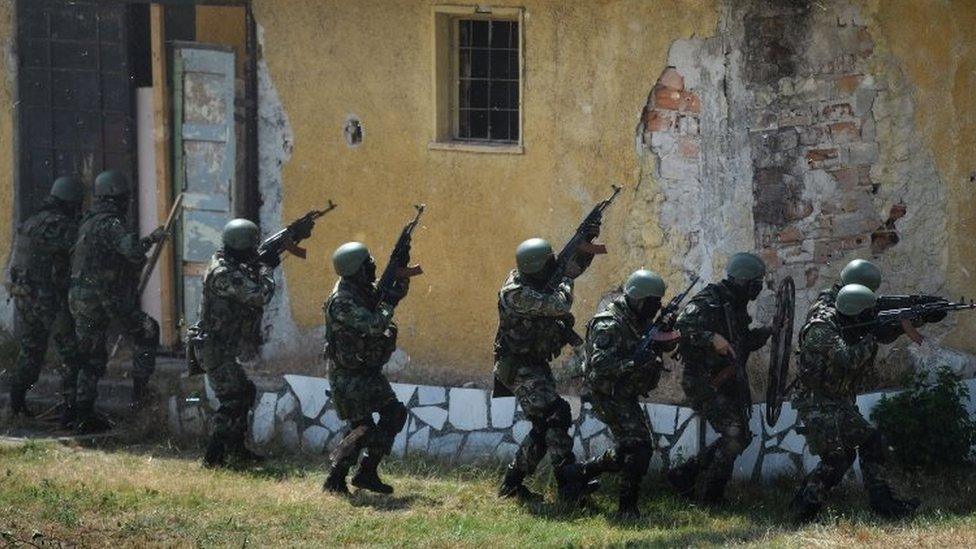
[0,2,13,271]
[195,5,247,77]
[866,0,976,351]
[252,0,717,381]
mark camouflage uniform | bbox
[670,282,768,501]
[195,250,274,458]
[494,269,580,478]
[7,199,82,413]
[793,303,911,516]
[324,279,407,475]
[68,200,160,419]
[580,295,662,508]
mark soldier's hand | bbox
[584,217,602,240]
[747,326,772,351]
[291,220,313,241]
[712,333,736,358]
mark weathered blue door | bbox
[173,44,236,329]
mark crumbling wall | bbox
[0,3,16,333]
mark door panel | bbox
[173,44,235,329]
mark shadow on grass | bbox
[348,491,441,511]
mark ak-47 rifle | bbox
[632,275,699,365]
[257,200,337,265]
[842,298,976,344]
[876,293,946,311]
[544,184,623,292]
[377,204,425,306]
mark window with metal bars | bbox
[456,19,519,143]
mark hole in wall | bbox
[344,115,363,148]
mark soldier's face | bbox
[627,295,661,321]
[362,257,377,284]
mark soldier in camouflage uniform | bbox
[579,269,675,519]
[322,242,410,495]
[68,170,165,432]
[807,259,882,321]
[5,176,85,423]
[195,219,276,468]
[494,233,599,504]
[792,284,918,522]
[667,252,771,504]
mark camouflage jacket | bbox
[323,279,397,373]
[796,303,878,403]
[583,295,662,397]
[809,281,901,343]
[674,282,766,380]
[494,269,576,363]
[8,202,78,294]
[70,200,149,289]
[195,251,274,346]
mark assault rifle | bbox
[544,184,623,292]
[632,275,699,365]
[377,204,425,306]
[257,200,337,265]
[842,299,976,343]
[876,293,946,311]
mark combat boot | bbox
[74,411,112,434]
[130,377,151,410]
[203,436,227,469]
[581,450,620,482]
[323,465,351,495]
[666,461,698,499]
[554,461,600,505]
[351,452,394,494]
[8,386,34,418]
[226,433,265,466]
[59,402,77,429]
[616,490,641,521]
[869,485,919,520]
[790,490,821,525]
[498,465,543,503]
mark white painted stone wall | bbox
[166,373,976,481]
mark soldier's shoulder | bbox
[499,270,522,293]
[801,310,841,340]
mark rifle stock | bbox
[546,185,622,290]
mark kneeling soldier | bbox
[579,269,671,519]
[792,284,918,522]
[323,242,409,495]
[197,219,276,468]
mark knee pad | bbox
[378,400,408,436]
[545,398,572,431]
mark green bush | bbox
[871,367,976,472]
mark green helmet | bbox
[836,284,877,316]
[515,238,553,275]
[93,169,129,197]
[222,218,260,252]
[725,252,766,281]
[840,259,882,292]
[49,176,85,203]
[624,269,666,299]
[333,242,371,276]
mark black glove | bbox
[291,220,313,241]
[746,326,772,352]
[383,277,410,307]
[260,252,281,269]
[584,217,602,240]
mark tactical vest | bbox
[196,254,267,343]
[494,270,567,362]
[11,208,74,290]
[676,283,752,377]
[797,309,878,400]
[324,280,396,372]
[70,209,121,287]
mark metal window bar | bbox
[455,18,519,143]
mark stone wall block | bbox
[252,392,278,445]
[392,383,417,406]
[449,388,488,430]
[512,420,532,443]
[418,386,446,405]
[283,374,330,419]
[490,396,516,428]
[408,426,430,453]
[413,405,448,430]
[275,391,298,422]
[302,425,329,454]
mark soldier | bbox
[5,176,86,423]
[195,219,276,468]
[579,269,672,519]
[666,252,771,504]
[792,284,918,522]
[68,169,165,433]
[807,259,882,318]
[493,236,599,504]
[322,242,410,495]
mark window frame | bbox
[430,5,524,154]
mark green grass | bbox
[0,439,974,547]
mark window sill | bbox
[428,141,524,155]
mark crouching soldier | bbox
[322,242,410,495]
[667,252,771,504]
[494,237,599,504]
[6,176,85,422]
[68,170,165,432]
[196,219,276,468]
[792,284,918,522]
[579,269,672,519]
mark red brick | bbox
[759,248,783,270]
[806,148,839,168]
[658,67,684,91]
[678,137,700,158]
[777,227,804,244]
[836,74,862,94]
[829,121,860,144]
[822,103,854,120]
[653,85,700,113]
[643,108,677,132]
[828,167,859,190]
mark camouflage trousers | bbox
[68,285,159,410]
[584,388,655,498]
[10,290,81,403]
[674,373,751,500]
[794,397,900,507]
[328,368,407,471]
[505,357,576,476]
[202,341,256,448]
